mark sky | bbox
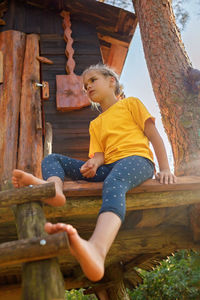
[120,1,200,169]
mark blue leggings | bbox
[42,154,154,222]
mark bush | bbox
[128,250,200,300]
[65,288,97,299]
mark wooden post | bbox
[14,34,65,300]
[102,263,130,300]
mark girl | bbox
[12,64,176,282]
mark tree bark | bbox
[132,0,200,176]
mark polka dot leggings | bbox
[42,154,154,222]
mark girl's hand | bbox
[155,169,177,184]
[80,159,98,178]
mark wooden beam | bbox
[0,232,68,267]
[98,33,129,47]
[53,189,200,216]
[0,182,55,207]
[106,44,128,75]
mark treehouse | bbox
[1,0,200,299]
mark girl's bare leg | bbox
[45,212,121,282]
[12,169,66,206]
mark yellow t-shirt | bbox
[89,97,155,164]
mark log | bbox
[41,189,200,219]
[13,202,65,300]
[0,31,26,184]
[0,232,68,267]
[0,182,55,207]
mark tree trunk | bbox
[132,0,200,176]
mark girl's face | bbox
[83,70,115,103]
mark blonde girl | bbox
[12,64,176,282]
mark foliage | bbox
[173,0,189,30]
[128,250,200,300]
[65,251,200,299]
[65,289,97,299]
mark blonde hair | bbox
[82,64,124,111]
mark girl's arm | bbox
[144,118,176,184]
[80,152,104,178]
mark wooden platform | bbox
[1,176,200,298]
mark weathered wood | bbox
[20,0,137,44]
[14,33,65,300]
[56,11,90,111]
[63,176,200,197]
[13,202,65,300]
[0,182,55,207]
[17,33,43,176]
[44,122,53,157]
[0,50,3,82]
[0,30,26,184]
[0,232,68,267]
[0,284,21,300]
[36,56,53,64]
[55,189,200,216]
[104,263,130,300]
[106,44,128,75]
[189,204,200,242]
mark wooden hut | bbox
[1,0,200,299]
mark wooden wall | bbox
[1,0,102,161]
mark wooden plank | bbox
[0,50,3,83]
[24,0,137,43]
[106,44,128,75]
[63,176,200,197]
[0,31,26,184]
[44,122,53,157]
[0,232,68,267]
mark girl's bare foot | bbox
[12,169,66,206]
[45,222,105,282]
[12,169,46,188]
